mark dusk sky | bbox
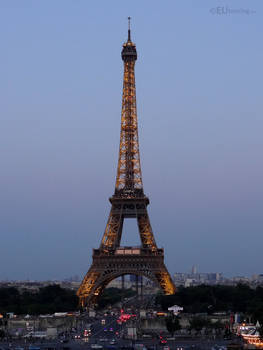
[1,0,263,281]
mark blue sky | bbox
[0,0,262,280]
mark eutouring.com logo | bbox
[210,6,256,15]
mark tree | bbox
[97,288,136,309]
[0,329,5,339]
[165,314,181,336]
[155,284,263,314]
[0,286,78,315]
[189,317,209,334]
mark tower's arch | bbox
[88,270,159,305]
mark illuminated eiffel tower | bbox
[77,19,175,306]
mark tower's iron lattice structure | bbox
[77,21,176,306]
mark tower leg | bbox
[154,269,176,295]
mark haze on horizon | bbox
[0,0,262,281]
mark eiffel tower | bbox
[77,19,176,307]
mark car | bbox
[91,345,103,349]
[110,340,116,345]
[61,339,69,343]
[99,338,108,342]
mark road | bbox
[0,301,243,350]
[0,337,239,350]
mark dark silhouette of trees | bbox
[156,284,263,319]
[0,285,78,315]
[0,329,6,339]
[97,287,136,309]
[189,316,210,333]
[165,314,181,336]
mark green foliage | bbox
[156,284,263,318]
[165,314,181,336]
[0,285,78,315]
[0,285,136,314]
[97,287,136,309]
[189,316,210,332]
[0,329,5,339]
[212,320,224,330]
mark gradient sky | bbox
[1,0,262,281]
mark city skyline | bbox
[1,0,263,280]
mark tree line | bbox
[0,285,78,315]
[2,283,263,321]
[156,284,263,323]
[97,287,136,309]
[0,285,136,315]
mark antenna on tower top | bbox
[128,16,131,41]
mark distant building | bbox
[173,270,223,287]
[192,265,197,274]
